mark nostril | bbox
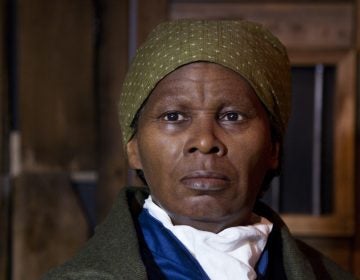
[188,146,221,154]
[189,147,197,153]
[210,147,220,154]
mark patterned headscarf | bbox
[119,19,291,144]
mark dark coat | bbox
[43,187,355,280]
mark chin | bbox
[178,200,247,223]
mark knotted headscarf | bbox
[119,19,291,144]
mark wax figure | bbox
[44,20,355,279]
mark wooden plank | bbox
[18,0,96,172]
[137,0,169,46]
[333,50,356,230]
[0,0,7,174]
[288,50,347,65]
[12,172,88,280]
[282,214,354,237]
[0,178,10,280]
[353,1,360,277]
[0,0,9,278]
[357,0,360,49]
[170,3,353,50]
[95,0,129,221]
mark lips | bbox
[180,170,230,191]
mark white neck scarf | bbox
[143,196,273,280]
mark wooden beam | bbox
[13,1,95,279]
[353,0,360,277]
[0,0,8,174]
[12,172,88,280]
[95,0,129,222]
[18,0,96,172]
[137,0,169,46]
[0,0,9,278]
[170,3,353,50]
[0,178,10,280]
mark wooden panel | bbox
[96,0,129,221]
[353,2,360,277]
[137,0,169,46]
[18,0,95,172]
[170,3,353,50]
[357,0,360,49]
[354,106,360,273]
[0,0,9,278]
[12,172,88,280]
[333,49,356,228]
[0,0,7,174]
[288,50,348,65]
[0,178,10,280]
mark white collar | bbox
[144,196,273,280]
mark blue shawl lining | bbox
[138,208,269,279]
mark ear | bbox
[268,141,280,170]
[126,137,143,170]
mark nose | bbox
[185,119,227,156]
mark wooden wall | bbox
[18,0,95,172]
[0,0,359,279]
[12,0,95,278]
[354,0,360,275]
[12,174,88,280]
[1,0,131,278]
[95,0,129,222]
[136,0,168,46]
[0,0,6,171]
[0,0,9,278]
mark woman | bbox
[44,19,354,280]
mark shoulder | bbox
[294,239,356,280]
[43,266,115,280]
[42,187,149,280]
[255,201,356,279]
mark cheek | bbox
[231,129,274,179]
[137,133,183,183]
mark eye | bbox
[162,111,187,122]
[219,111,244,122]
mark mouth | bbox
[180,170,230,192]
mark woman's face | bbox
[127,62,279,233]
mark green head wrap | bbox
[119,19,291,144]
